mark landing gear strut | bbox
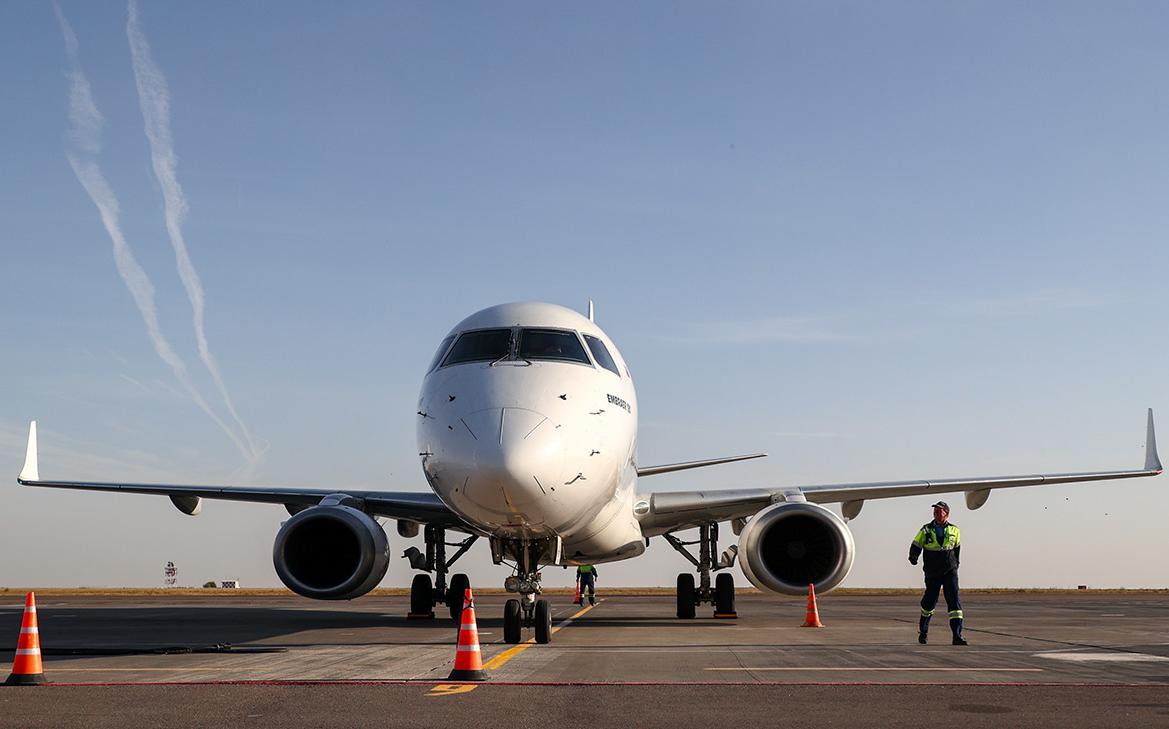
[664,522,737,619]
[403,525,478,620]
[499,538,555,644]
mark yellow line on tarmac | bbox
[482,602,597,671]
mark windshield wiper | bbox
[490,353,531,367]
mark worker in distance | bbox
[909,501,967,645]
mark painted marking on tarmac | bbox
[482,602,597,671]
[706,667,1044,672]
[427,683,478,697]
[1038,652,1169,663]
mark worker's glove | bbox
[909,556,918,565]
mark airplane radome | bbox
[16,302,1163,644]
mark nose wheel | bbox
[502,594,553,644]
[503,599,522,643]
[534,598,552,643]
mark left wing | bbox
[637,409,1162,534]
[636,452,767,477]
[16,421,465,527]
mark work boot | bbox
[589,595,596,606]
[918,632,927,645]
[949,617,966,645]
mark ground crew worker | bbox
[908,501,967,645]
[576,564,597,606]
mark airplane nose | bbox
[460,407,565,509]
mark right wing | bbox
[637,409,1162,534]
[16,421,465,527]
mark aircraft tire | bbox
[447,573,470,620]
[676,573,696,619]
[534,599,552,644]
[504,599,522,643]
[410,573,433,614]
[715,572,735,615]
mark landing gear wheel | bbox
[447,573,470,620]
[534,599,553,644]
[410,573,433,615]
[503,599,522,644]
[676,573,696,619]
[715,572,735,615]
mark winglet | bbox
[19,421,39,483]
[1146,408,1161,473]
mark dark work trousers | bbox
[919,571,963,638]
[579,573,596,598]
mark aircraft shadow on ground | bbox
[559,617,728,629]
[0,606,467,656]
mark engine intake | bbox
[273,504,390,600]
[737,501,855,595]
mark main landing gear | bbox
[403,525,478,620]
[664,522,737,619]
[499,539,556,645]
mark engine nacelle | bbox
[737,501,855,596]
[273,505,390,600]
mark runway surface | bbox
[1,591,1167,727]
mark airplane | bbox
[16,301,1163,644]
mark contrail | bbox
[53,3,253,462]
[126,0,258,458]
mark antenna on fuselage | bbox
[587,299,595,322]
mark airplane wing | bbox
[16,422,466,527]
[636,409,1162,534]
[636,452,767,477]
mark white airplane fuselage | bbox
[416,302,646,564]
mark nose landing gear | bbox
[502,587,553,645]
[664,522,738,619]
[498,538,557,644]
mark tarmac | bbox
[1,591,1167,727]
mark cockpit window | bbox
[518,329,591,365]
[442,328,513,366]
[427,335,455,372]
[583,335,620,376]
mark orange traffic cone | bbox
[447,588,487,681]
[573,578,582,606]
[5,592,46,685]
[801,584,824,628]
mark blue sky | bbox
[2,2,1167,590]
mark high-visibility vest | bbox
[912,523,961,551]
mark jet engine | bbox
[737,501,855,595]
[272,504,390,600]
